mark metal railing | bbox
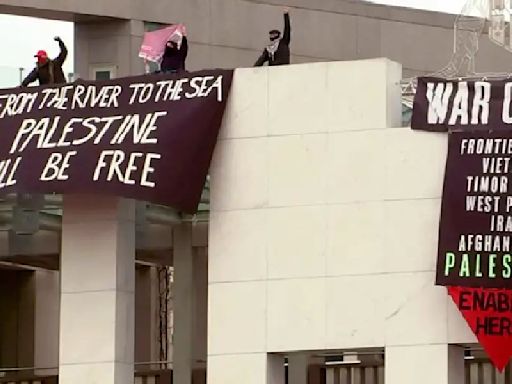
[323,358,512,384]
[465,357,512,384]
[0,371,172,384]
[0,375,57,384]
[0,366,205,384]
[0,65,75,89]
[325,362,384,384]
[3,357,509,384]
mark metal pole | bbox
[18,67,23,84]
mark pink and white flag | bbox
[139,24,187,63]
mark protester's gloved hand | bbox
[54,36,62,42]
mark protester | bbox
[254,7,291,67]
[21,37,68,87]
[161,35,188,73]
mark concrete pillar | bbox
[385,345,465,384]
[268,354,286,384]
[288,353,309,384]
[15,271,35,370]
[34,270,59,376]
[192,246,208,383]
[448,346,465,384]
[74,19,145,80]
[0,269,58,375]
[207,353,285,384]
[135,265,160,371]
[344,353,360,383]
[148,266,160,370]
[0,270,17,368]
[59,195,135,384]
[173,223,193,384]
[0,270,34,370]
[308,356,324,384]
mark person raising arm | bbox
[21,37,68,87]
[254,7,291,67]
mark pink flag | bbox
[139,24,186,63]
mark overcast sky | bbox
[0,0,468,86]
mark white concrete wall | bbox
[208,59,476,384]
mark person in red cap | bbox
[21,37,68,87]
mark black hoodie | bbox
[254,13,291,67]
[161,36,188,72]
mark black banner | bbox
[0,69,233,213]
[412,77,512,133]
[412,77,512,371]
[413,77,512,288]
[439,131,512,288]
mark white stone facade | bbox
[208,60,476,384]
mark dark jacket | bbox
[22,40,68,87]
[254,13,291,66]
[161,36,188,72]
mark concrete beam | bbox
[0,4,115,22]
[0,0,456,28]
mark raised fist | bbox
[54,36,62,42]
[283,6,289,13]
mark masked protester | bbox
[161,35,188,73]
[21,37,68,87]
[254,7,291,67]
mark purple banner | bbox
[0,69,233,213]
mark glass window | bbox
[95,70,111,80]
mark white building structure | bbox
[1,0,511,382]
[208,59,475,384]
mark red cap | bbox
[34,50,48,58]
